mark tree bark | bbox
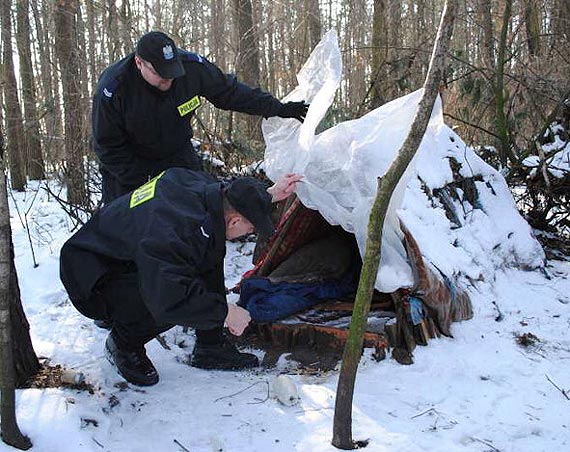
[1,0,27,191]
[305,0,322,52]
[54,0,88,206]
[476,0,495,70]
[16,0,46,181]
[233,0,263,151]
[331,0,458,448]
[31,0,63,156]
[522,0,540,57]
[0,132,33,450]
[86,0,98,93]
[552,0,570,43]
[495,0,516,167]
[371,0,388,108]
[387,0,402,99]
[9,249,41,386]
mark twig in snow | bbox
[248,380,270,405]
[492,300,504,322]
[92,437,105,449]
[411,407,457,431]
[410,407,437,419]
[545,374,570,400]
[517,350,542,363]
[469,437,501,451]
[173,438,191,452]
[214,380,269,403]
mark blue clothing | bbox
[239,274,357,322]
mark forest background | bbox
[1,0,569,237]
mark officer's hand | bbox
[278,101,309,122]
[267,173,303,202]
[224,304,251,336]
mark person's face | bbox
[225,214,255,240]
[135,55,174,91]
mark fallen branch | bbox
[492,300,504,322]
[545,374,570,400]
[469,437,501,452]
[173,438,190,452]
[410,407,437,419]
[213,380,269,404]
[91,437,104,449]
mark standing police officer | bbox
[93,31,308,204]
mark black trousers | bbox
[93,271,223,349]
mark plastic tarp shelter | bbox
[262,30,544,293]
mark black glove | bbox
[278,101,309,122]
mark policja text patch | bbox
[130,171,165,208]
[177,96,201,117]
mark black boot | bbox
[190,335,259,370]
[105,333,159,386]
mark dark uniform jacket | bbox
[93,50,283,202]
[60,169,228,330]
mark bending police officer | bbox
[60,170,301,386]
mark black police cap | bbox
[225,178,274,237]
[136,31,185,79]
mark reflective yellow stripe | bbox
[177,96,201,117]
[129,171,165,208]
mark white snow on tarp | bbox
[262,30,545,292]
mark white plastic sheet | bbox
[262,30,544,293]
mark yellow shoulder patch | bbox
[130,171,165,208]
[177,96,201,117]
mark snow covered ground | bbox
[2,180,569,452]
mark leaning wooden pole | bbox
[331,1,458,449]
[0,163,32,448]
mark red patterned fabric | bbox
[242,197,337,280]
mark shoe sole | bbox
[104,343,159,387]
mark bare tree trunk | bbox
[346,0,367,113]
[1,0,27,191]
[106,0,120,62]
[552,0,570,44]
[304,0,322,53]
[371,0,388,108]
[522,0,540,57]
[54,0,88,206]
[233,0,263,151]
[495,0,516,166]
[119,0,133,55]
[332,0,458,448]
[476,0,495,69]
[16,0,46,181]
[0,132,33,451]
[387,0,402,99]
[86,0,98,93]
[31,0,63,161]
[154,0,162,30]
